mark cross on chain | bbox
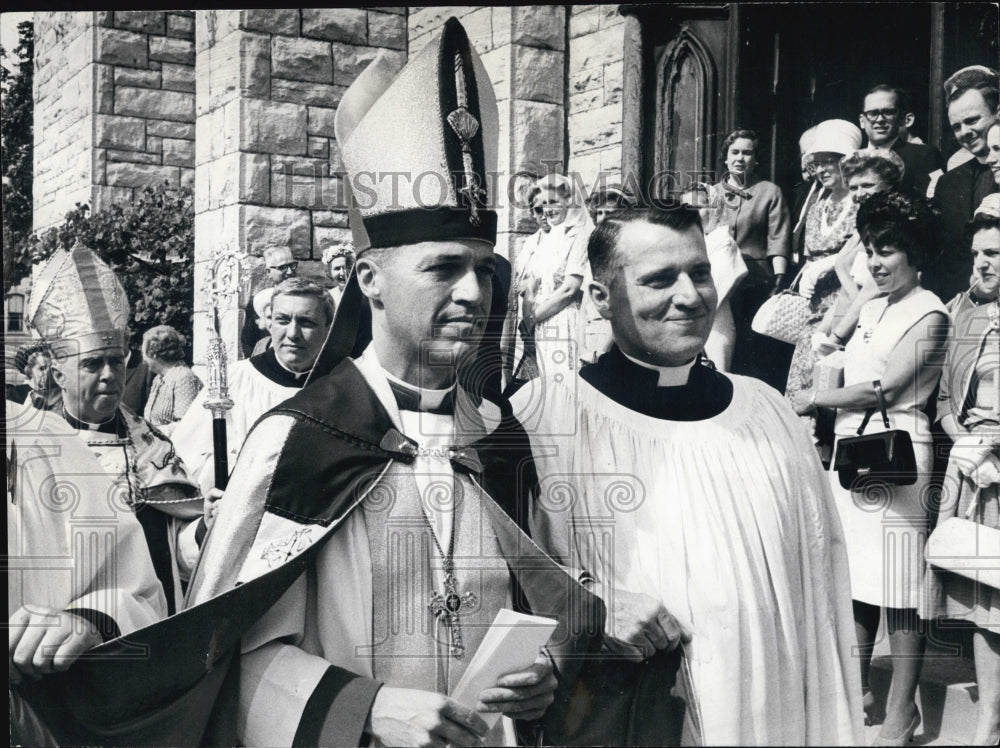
[428,563,478,659]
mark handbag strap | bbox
[873,380,892,428]
[785,263,808,293]
[855,379,892,436]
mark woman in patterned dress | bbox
[142,325,202,435]
[785,120,864,442]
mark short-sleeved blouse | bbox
[144,364,203,427]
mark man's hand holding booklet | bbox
[450,608,559,728]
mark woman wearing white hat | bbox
[785,119,864,441]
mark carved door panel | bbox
[653,26,719,193]
[630,6,733,200]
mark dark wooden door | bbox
[623,2,997,202]
[627,3,735,199]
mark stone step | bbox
[867,625,980,745]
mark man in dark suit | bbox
[859,85,943,198]
[930,66,999,303]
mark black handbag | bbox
[833,380,918,491]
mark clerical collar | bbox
[250,347,310,388]
[382,368,456,414]
[63,405,120,434]
[620,349,697,387]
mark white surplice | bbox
[514,374,864,746]
[7,401,167,633]
[172,358,303,496]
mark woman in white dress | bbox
[793,192,949,745]
[512,175,594,384]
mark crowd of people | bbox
[7,16,1000,747]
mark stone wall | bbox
[408,6,567,264]
[33,7,604,364]
[33,11,196,234]
[192,9,406,364]
[566,5,625,192]
[96,11,196,213]
[33,13,96,232]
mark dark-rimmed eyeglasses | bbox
[862,108,899,122]
[267,262,298,273]
[532,206,544,215]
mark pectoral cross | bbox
[428,569,478,658]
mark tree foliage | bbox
[2,20,34,291]
[33,184,195,347]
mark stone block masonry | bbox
[34,7,623,369]
[33,11,196,233]
[34,13,98,232]
[192,9,409,365]
[566,6,626,189]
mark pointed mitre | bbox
[26,242,130,356]
[333,17,499,252]
[306,18,500,382]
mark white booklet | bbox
[450,608,558,728]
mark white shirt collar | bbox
[620,349,697,387]
[63,402,113,430]
[870,137,899,151]
[381,368,456,411]
[272,351,309,380]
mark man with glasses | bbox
[931,66,1000,303]
[859,84,942,197]
[239,246,300,357]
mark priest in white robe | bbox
[513,206,864,745]
[26,242,202,615]
[8,400,167,743]
[172,278,333,495]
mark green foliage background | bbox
[2,21,34,290]
[2,21,194,347]
[33,186,195,348]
